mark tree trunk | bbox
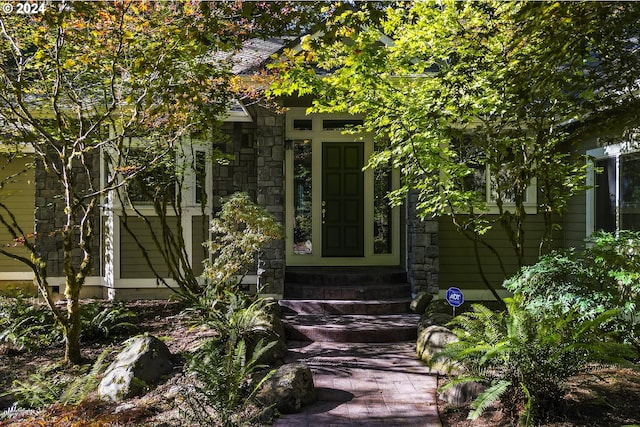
[64,277,83,364]
[64,305,83,365]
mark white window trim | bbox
[100,136,214,287]
[482,168,537,215]
[586,141,640,235]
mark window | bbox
[322,119,364,131]
[292,139,312,254]
[588,142,640,233]
[104,137,211,209]
[123,148,177,205]
[456,140,537,214]
[194,150,207,205]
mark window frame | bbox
[102,136,212,213]
[460,164,537,215]
[586,141,640,235]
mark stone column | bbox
[254,107,286,295]
[407,191,439,295]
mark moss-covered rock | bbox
[98,335,173,402]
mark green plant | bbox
[187,288,283,364]
[202,192,282,295]
[432,297,635,425]
[3,370,66,409]
[79,301,137,341]
[504,231,640,346]
[0,291,60,351]
[58,348,111,405]
[0,349,110,409]
[0,294,137,351]
[181,338,275,426]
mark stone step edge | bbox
[284,282,411,288]
[279,298,411,305]
[283,318,419,343]
[285,270,407,284]
[282,313,421,327]
[279,299,411,315]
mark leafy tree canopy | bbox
[0,0,330,364]
[270,0,640,294]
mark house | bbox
[0,37,635,302]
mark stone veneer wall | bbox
[253,107,285,295]
[34,153,102,278]
[407,192,439,295]
[215,121,258,206]
[214,106,286,295]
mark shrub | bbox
[181,338,275,426]
[202,192,282,295]
[504,231,640,346]
[432,296,635,425]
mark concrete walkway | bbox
[273,341,443,427]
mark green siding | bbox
[439,214,548,291]
[562,192,587,250]
[0,155,34,272]
[120,217,176,278]
[561,138,599,250]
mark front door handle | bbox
[322,201,326,224]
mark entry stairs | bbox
[279,267,420,343]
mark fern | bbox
[1,350,110,409]
[80,302,137,341]
[519,383,534,427]
[468,380,511,420]
[181,337,276,426]
[59,348,111,405]
[434,295,636,424]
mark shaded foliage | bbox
[270,0,640,299]
[433,297,635,425]
[504,231,640,348]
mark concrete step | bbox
[285,267,407,286]
[284,282,411,300]
[279,298,411,315]
[282,314,420,343]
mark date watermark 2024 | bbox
[2,2,47,15]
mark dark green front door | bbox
[322,141,364,257]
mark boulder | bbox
[426,298,456,316]
[256,363,316,414]
[410,292,434,315]
[439,381,487,406]
[416,324,459,373]
[418,311,453,333]
[99,335,173,402]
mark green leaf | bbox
[468,380,511,420]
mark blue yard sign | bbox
[446,287,464,316]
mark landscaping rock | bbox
[99,335,173,402]
[416,324,459,372]
[426,298,456,316]
[256,363,316,414]
[410,291,434,315]
[250,297,288,365]
[418,311,453,332]
[439,381,486,406]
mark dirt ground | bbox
[1,300,640,426]
[0,300,198,426]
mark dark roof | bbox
[225,37,295,75]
